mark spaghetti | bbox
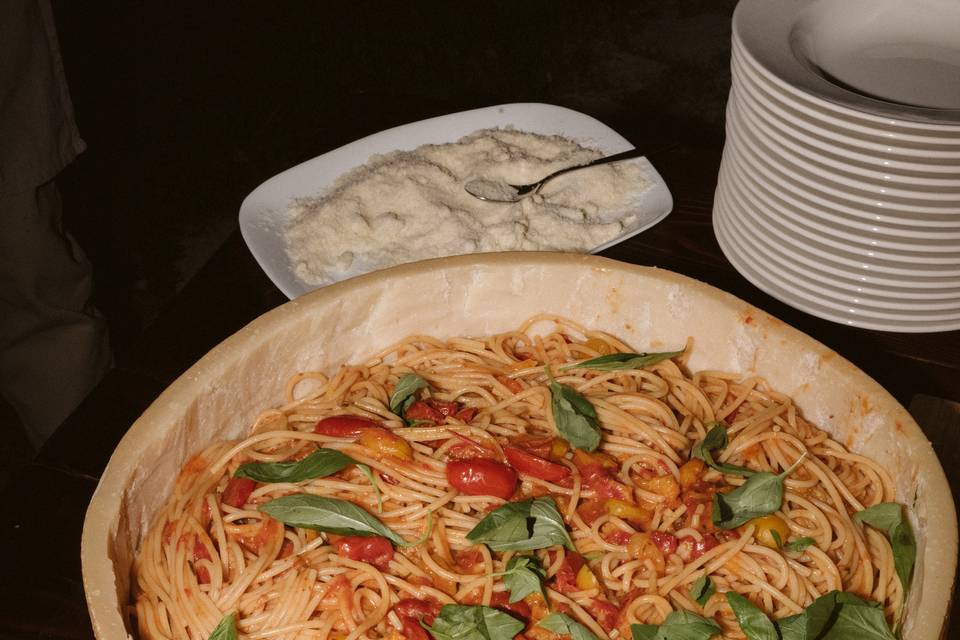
[132,315,903,640]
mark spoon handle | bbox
[532,147,646,193]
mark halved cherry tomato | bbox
[454,406,478,423]
[447,433,498,460]
[576,499,608,526]
[490,591,532,621]
[192,538,212,584]
[221,477,257,508]
[405,400,445,423]
[331,535,394,570]
[678,533,720,561]
[496,375,524,394]
[512,435,554,458]
[238,518,283,554]
[573,450,632,501]
[587,599,620,633]
[601,528,632,546]
[314,414,382,437]
[427,398,459,417]
[394,598,443,625]
[395,597,441,638]
[650,531,679,555]
[454,547,485,573]
[553,552,586,594]
[446,458,517,499]
[399,616,431,640]
[504,446,571,484]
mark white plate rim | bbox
[714,211,960,331]
[724,126,960,219]
[730,82,960,189]
[718,149,960,274]
[720,145,960,250]
[728,98,960,203]
[714,175,960,304]
[731,43,960,149]
[722,144,960,241]
[733,0,960,127]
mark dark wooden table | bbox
[2,144,957,639]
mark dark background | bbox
[1,1,739,486]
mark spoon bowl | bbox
[464,147,646,203]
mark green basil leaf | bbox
[549,377,601,452]
[631,610,722,640]
[854,502,916,621]
[774,613,806,640]
[561,350,684,372]
[712,455,805,529]
[466,497,574,551]
[770,529,783,548]
[712,472,783,529]
[773,591,893,640]
[354,462,383,513]
[726,593,778,640]
[236,449,383,514]
[499,555,546,603]
[259,494,408,546]
[390,373,427,416]
[820,601,896,640]
[631,625,659,640]
[235,448,359,483]
[782,536,815,553]
[427,604,524,640]
[539,613,600,640]
[691,423,755,477]
[208,612,237,640]
[689,575,716,607]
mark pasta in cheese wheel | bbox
[81,253,956,640]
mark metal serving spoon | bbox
[464,147,646,203]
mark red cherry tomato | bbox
[490,590,532,621]
[587,599,621,633]
[553,552,586,594]
[399,616,431,640]
[394,598,442,625]
[426,398,459,417]
[331,535,394,570]
[454,406,478,423]
[512,435,554,458]
[504,446,572,483]
[314,414,382,437]
[192,538,212,584]
[221,477,257,508]
[650,531,679,556]
[682,533,719,560]
[601,529,632,546]
[405,400,445,423]
[446,458,517,499]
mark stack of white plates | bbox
[715,0,960,332]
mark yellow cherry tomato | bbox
[637,474,680,505]
[627,532,666,574]
[357,427,413,461]
[679,458,706,489]
[550,437,570,460]
[604,499,652,525]
[749,515,791,549]
[575,564,598,590]
[583,337,614,355]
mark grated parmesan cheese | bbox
[285,127,647,286]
